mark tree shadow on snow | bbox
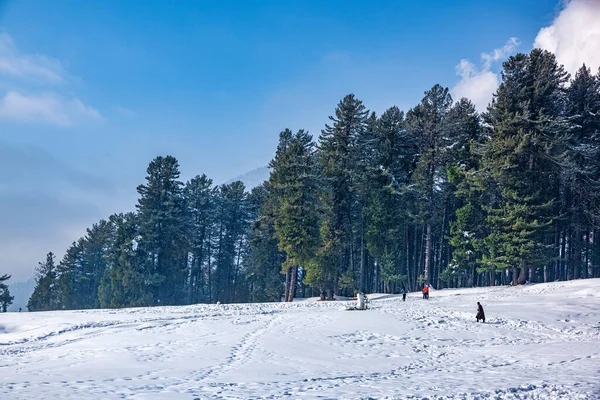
[369,294,401,301]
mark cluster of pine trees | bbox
[28,49,600,311]
[28,158,259,311]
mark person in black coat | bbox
[476,302,485,323]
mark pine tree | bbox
[482,49,570,284]
[183,174,218,303]
[28,252,59,311]
[83,220,114,308]
[363,106,414,293]
[248,183,285,302]
[406,84,454,287]
[136,155,187,305]
[269,129,321,301]
[213,181,250,303]
[564,65,600,280]
[0,274,14,312]
[98,213,150,308]
[55,239,85,309]
[52,219,114,310]
[444,99,486,286]
[318,94,368,296]
[352,112,378,293]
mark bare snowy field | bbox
[1,280,599,399]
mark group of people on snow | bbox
[399,283,485,323]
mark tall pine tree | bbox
[318,94,368,296]
[136,156,187,305]
[269,129,321,301]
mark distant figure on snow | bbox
[401,287,407,302]
[476,302,485,323]
[422,284,429,299]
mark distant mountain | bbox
[8,277,35,312]
[226,166,270,190]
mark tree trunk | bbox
[517,265,527,285]
[592,229,600,278]
[573,227,581,280]
[188,253,195,304]
[334,247,343,296]
[207,245,212,303]
[560,228,567,281]
[424,223,432,285]
[406,227,412,291]
[584,231,590,279]
[411,225,417,291]
[415,225,423,288]
[359,233,366,293]
[374,259,379,293]
[567,227,574,280]
[287,266,298,302]
[232,237,244,303]
[553,224,559,282]
[284,267,291,302]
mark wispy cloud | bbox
[534,0,600,76]
[0,33,102,125]
[481,37,520,70]
[0,33,67,84]
[0,91,102,126]
[452,38,520,112]
[115,105,137,117]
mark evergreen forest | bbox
[27,49,600,311]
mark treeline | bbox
[28,49,600,311]
[28,168,261,311]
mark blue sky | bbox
[2,0,599,281]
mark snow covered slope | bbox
[1,280,599,399]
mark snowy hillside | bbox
[1,280,599,399]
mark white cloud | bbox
[0,33,67,84]
[452,38,520,112]
[452,66,499,112]
[481,37,520,70]
[0,33,102,126]
[534,0,600,76]
[0,91,102,126]
[71,97,102,120]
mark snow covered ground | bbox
[1,280,599,399]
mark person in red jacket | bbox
[422,284,429,299]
